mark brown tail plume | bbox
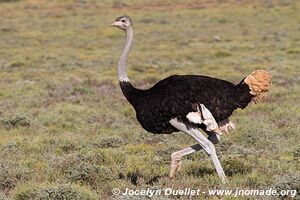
[244,70,272,103]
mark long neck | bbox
[118,26,133,82]
[118,26,141,106]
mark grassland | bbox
[0,0,299,199]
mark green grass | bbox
[0,0,299,199]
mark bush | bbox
[0,115,30,130]
[183,162,215,177]
[0,159,30,193]
[13,184,98,200]
[55,140,76,154]
[272,174,300,199]
[51,152,117,187]
[223,158,252,176]
[95,136,124,148]
[125,155,168,185]
[65,163,115,185]
[2,141,19,152]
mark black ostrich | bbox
[111,16,271,183]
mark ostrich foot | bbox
[170,157,182,178]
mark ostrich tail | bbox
[244,70,272,103]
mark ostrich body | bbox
[112,16,272,183]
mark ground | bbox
[0,0,299,199]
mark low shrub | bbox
[0,159,30,193]
[51,152,117,187]
[0,115,30,130]
[272,174,300,199]
[125,155,168,185]
[223,158,252,176]
[65,163,115,185]
[13,183,98,200]
[95,136,124,148]
[183,162,215,177]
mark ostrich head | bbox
[111,16,132,30]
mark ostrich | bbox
[111,16,271,183]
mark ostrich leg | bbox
[170,133,220,178]
[170,119,227,183]
[170,143,202,178]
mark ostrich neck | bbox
[118,26,142,106]
[118,26,133,82]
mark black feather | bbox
[120,75,253,134]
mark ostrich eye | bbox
[121,19,126,22]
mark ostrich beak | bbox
[111,21,121,27]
